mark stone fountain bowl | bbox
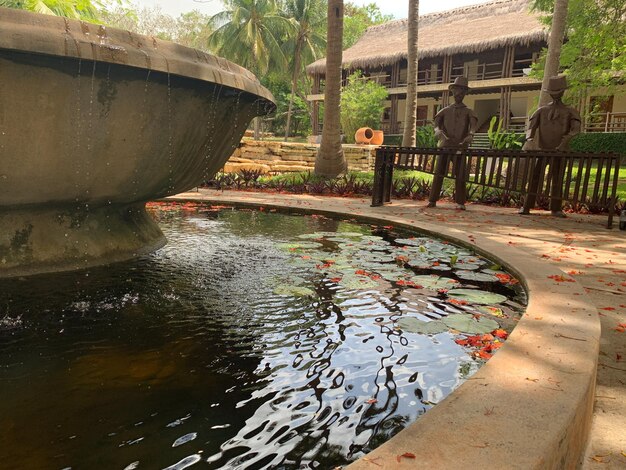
[0,8,275,277]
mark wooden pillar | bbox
[499,86,512,129]
[312,100,320,136]
[503,45,515,78]
[497,47,516,130]
[312,73,321,94]
[441,55,452,106]
[390,95,399,134]
[311,73,322,135]
[391,62,400,87]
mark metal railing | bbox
[372,147,621,228]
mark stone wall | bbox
[223,140,377,174]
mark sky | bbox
[134,0,493,20]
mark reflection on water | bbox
[0,208,525,469]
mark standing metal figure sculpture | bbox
[427,76,478,210]
[519,75,581,217]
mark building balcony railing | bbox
[313,58,538,94]
[584,112,626,133]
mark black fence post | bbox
[371,147,385,206]
[371,147,395,206]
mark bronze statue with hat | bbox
[519,75,581,217]
[426,76,478,210]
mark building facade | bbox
[306,0,626,137]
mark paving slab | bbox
[168,189,625,468]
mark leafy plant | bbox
[570,132,626,157]
[340,71,388,144]
[415,125,438,148]
[487,117,524,149]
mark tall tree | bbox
[533,0,625,105]
[208,0,290,76]
[208,0,292,139]
[1,0,100,20]
[343,2,394,49]
[282,0,326,140]
[402,0,419,147]
[314,0,346,177]
[537,0,569,106]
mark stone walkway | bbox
[169,189,626,468]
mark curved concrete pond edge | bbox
[166,194,600,469]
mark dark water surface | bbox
[0,207,525,469]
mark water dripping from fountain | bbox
[201,84,223,183]
[132,69,152,201]
[74,58,83,199]
[228,92,244,154]
[87,48,97,152]
[166,64,174,193]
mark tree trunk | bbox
[284,40,303,141]
[402,0,419,147]
[315,0,346,177]
[539,0,569,106]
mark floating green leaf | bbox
[476,305,507,318]
[455,271,498,282]
[447,289,507,305]
[273,285,315,297]
[277,242,321,251]
[340,275,379,290]
[397,317,448,335]
[395,238,426,247]
[409,275,459,290]
[442,313,499,334]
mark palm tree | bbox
[314,0,346,177]
[537,0,569,106]
[208,0,292,138]
[402,0,419,147]
[1,0,100,20]
[282,0,326,140]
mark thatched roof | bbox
[306,0,547,75]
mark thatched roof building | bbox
[306,0,547,75]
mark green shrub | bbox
[383,135,402,146]
[487,117,523,149]
[570,133,626,156]
[415,125,438,147]
[340,71,388,144]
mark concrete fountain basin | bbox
[0,8,275,277]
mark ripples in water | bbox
[0,208,525,469]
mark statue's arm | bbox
[433,109,448,140]
[462,110,479,145]
[557,109,582,151]
[525,109,540,142]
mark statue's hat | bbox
[544,75,568,94]
[448,76,470,91]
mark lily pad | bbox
[455,271,498,282]
[447,288,507,305]
[395,238,427,247]
[296,233,327,239]
[397,317,448,335]
[476,305,507,318]
[339,275,379,290]
[273,285,316,297]
[409,275,459,290]
[442,313,499,334]
[277,242,321,251]
[271,275,308,286]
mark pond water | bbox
[0,204,525,470]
